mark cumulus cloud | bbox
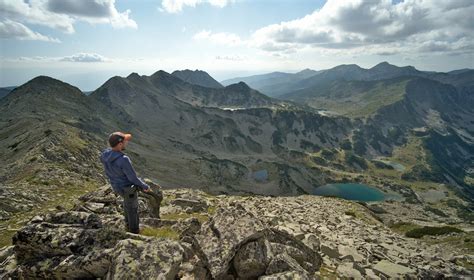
[60,53,108,62]
[0,0,137,37]
[193,30,242,46]
[250,0,474,56]
[0,20,60,42]
[47,0,112,18]
[46,0,137,29]
[1,0,75,33]
[160,0,233,13]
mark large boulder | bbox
[106,238,185,280]
[43,211,102,228]
[11,220,128,279]
[194,203,266,278]
[233,239,268,278]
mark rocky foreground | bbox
[0,185,472,279]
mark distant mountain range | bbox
[222,62,474,99]
[222,69,319,97]
[0,63,473,230]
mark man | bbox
[100,131,151,234]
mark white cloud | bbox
[0,20,60,42]
[160,0,233,13]
[60,53,108,62]
[1,0,75,33]
[193,30,242,46]
[0,0,137,36]
[10,53,109,63]
[249,0,474,56]
[215,55,245,61]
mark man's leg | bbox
[123,187,139,233]
[122,199,129,230]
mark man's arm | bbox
[121,156,150,191]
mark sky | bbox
[0,0,473,91]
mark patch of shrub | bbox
[321,149,336,160]
[372,160,394,170]
[340,139,352,150]
[345,152,368,170]
[344,211,356,217]
[405,226,463,238]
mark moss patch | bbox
[141,226,179,240]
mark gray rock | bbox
[106,238,184,280]
[266,252,307,275]
[302,234,320,251]
[51,248,113,278]
[0,254,17,279]
[233,239,268,279]
[338,245,364,262]
[194,204,266,279]
[259,270,313,280]
[0,246,13,263]
[373,260,416,278]
[44,211,102,228]
[321,242,339,259]
[171,198,207,212]
[336,262,363,279]
[13,223,126,260]
[364,268,381,279]
[141,187,164,218]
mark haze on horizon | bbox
[1,0,473,91]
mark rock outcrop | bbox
[0,186,472,279]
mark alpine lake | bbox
[312,183,401,202]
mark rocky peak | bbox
[0,76,85,109]
[126,72,141,80]
[225,81,252,92]
[172,69,224,89]
[371,61,394,69]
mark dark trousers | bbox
[119,186,139,234]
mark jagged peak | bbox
[127,72,141,79]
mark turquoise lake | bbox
[313,183,398,202]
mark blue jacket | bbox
[100,148,150,193]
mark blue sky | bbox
[1,0,473,91]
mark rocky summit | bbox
[1,185,472,279]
